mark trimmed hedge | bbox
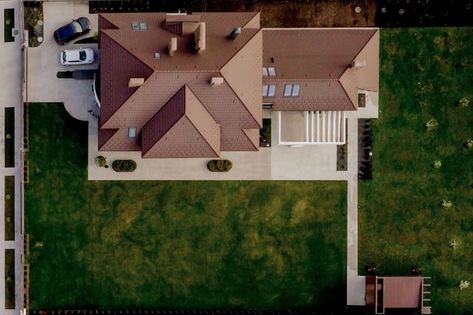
[112,160,137,172]
[207,159,232,172]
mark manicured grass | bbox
[359,28,473,314]
[5,249,15,309]
[26,104,347,309]
[5,107,15,167]
[4,8,15,42]
[5,176,15,241]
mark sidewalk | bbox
[0,0,25,314]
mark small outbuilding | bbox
[365,275,431,314]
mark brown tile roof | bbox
[142,85,220,158]
[262,28,379,111]
[100,31,153,124]
[264,79,355,111]
[98,12,261,157]
[100,12,260,72]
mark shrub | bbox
[95,156,106,167]
[207,159,232,172]
[459,280,470,290]
[425,118,438,131]
[458,96,470,108]
[112,160,137,172]
[441,199,453,209]
[464,138,473,149]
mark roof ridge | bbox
[337,29,378,80]
[337,29,378,110]
[98,14,120,29]
[338,70,357,110]
[141,86,186,155]
[220,29,262,128]
[220,28,261,70]
[100,30,154,128]
[184,85,220,156]
[242,128,259,151]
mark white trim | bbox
[304,111,309,142]
[262,27,380,31]
[279,141,346,145]
[310,111,314,142]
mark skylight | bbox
[132,21,147,31]
[128,128,136,138]
[263,84,276,97]
[283,84,300,97]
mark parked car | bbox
[53,17,91,45]
[60,48,94,66]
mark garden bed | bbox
[5,176,15,241]
[5,249,15,309]
[24,2,43,47]
[4,8,15,42]
[5,107,15,168]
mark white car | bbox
[60,48,94,66]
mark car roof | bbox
[56,21,81,40]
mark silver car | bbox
[60,48,94,66]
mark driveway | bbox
[27,1,98,121]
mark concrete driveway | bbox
[27,1,98,121]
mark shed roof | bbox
[383,277,422,309]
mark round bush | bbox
[95,156,106,167]
[112,160,137,172]
[207,159,232,172]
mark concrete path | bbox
[0,0,25,314]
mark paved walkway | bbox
[0,0,25,314]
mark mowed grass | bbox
[26,104,347,309]
[359,28,473,314]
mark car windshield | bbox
[79,51,86,61]
[62,52,66,62]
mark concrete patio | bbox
[26,1,98,121]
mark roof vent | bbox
[154,52,161,60]
[227,27,241,40]
[168,37,177,56]
[210,77,224,87]
[194,22,206,54]
[350,60,366,69]
[129,78,145,88]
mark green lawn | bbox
[26,104,347,309]
[359,28,473,314]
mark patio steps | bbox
[310,111,346,144]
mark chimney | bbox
[194,22,206,54]
[350,60,366,69]
[168,37,177,56]
[227,27,241,40]
[128,78,144,88]
[209,77,224,87]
